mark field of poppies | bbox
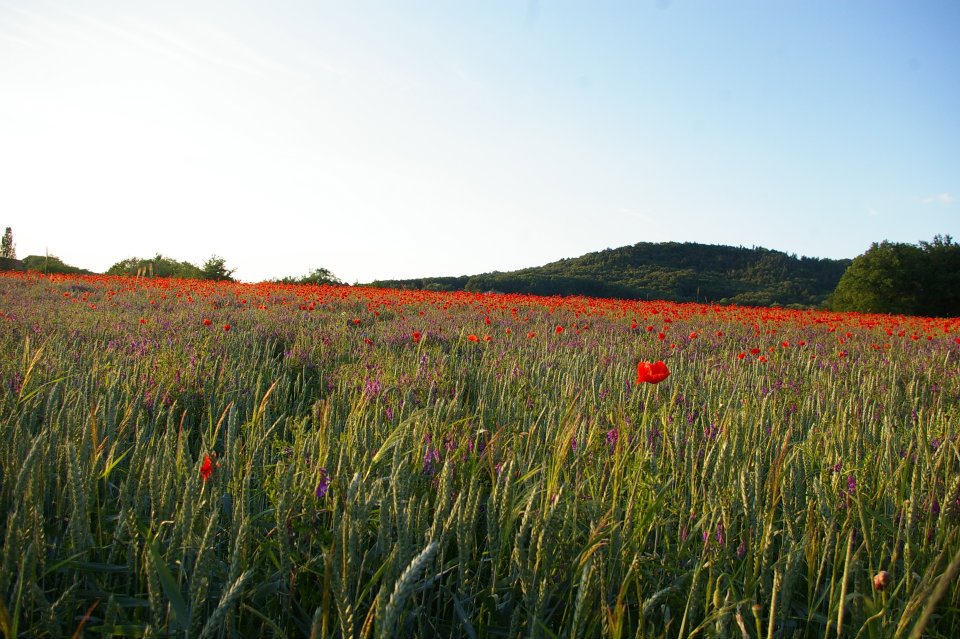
[0,271,958,638]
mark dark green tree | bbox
[830,236,960,316]
[200,255,236,281]
[0,227,14,259]
[918,234,960,317]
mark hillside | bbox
[368,242,851,308]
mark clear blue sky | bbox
[1,1,957,282]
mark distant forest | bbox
[369,242,851,309]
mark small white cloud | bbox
[921,192,954,204]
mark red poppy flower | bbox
[636,360,670,384]
[203,318,212,326]
[555,325,564,334]
[412,331,421,343]
[467,334,479,342]
[200,454,213,482]
[737,352,746,360]
[223,324,231,332]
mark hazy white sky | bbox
[1,1,957,282]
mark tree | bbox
[21,254,92,275]
[299,268,342,285]
[918,235,960,317]
[830,241,924,314]
[106,254,203,279]
[830,236,960,317]
[273,267,343,286]
[200,255,236,281]
[0,227,14,259]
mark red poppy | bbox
[737,352,746,360]
[223,324,231,332]
[412,331,421,343]
[636,360,670,384]
[467,334,479,342]
[555,325,564,334]
[203,318,212,326]
[200,454,213,482]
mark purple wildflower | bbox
[315,468,331,499]
[423,447,441,476]
[606,428,618,451]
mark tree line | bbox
[829,235,960,317]
[2,225,957,316]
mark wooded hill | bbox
[368,242,851,308]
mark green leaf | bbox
[146,538,190,632]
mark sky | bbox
[1,1,957,283]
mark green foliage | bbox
[368,242,850,308]
[106,254,235,281]
[107,254,204,279]
[199,255,236,282]
[369,275,469,292]
[831,235,960,316]
[273,267,343,285]
[21,254,92,275]
[0,227,14,260]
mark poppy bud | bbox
[873,571,891,591]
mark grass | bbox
[0,271,957,638]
